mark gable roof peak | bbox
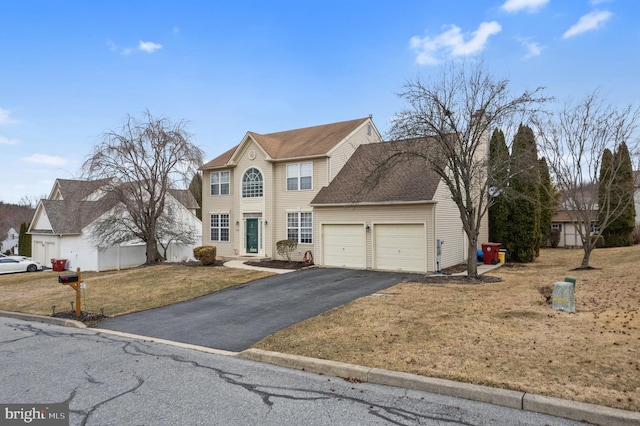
[200,117,373,170]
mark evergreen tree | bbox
[506,124,541,262]
[538,157,556,249]
[18,222,32,257]
[188,172,203,220]
[601,142,635,246]
[488,128,510,245]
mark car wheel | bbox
[27,264,37,272]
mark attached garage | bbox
[321,224,366,269]
[373,223,427,273]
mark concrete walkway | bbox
[223,260,294,274]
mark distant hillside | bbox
[0,202,36,237]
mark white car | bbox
[0,253,28,260]
[0,256,43,274]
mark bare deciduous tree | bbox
[82,111,204,264]
[385,62,549,277]
[534,91,640,269]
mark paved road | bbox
[98,268,422,351]
[0,318,582,426]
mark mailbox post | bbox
[58,267,82,318]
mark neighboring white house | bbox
[28,179,202,271]
[200,117,489,273]
[1,227,19,255]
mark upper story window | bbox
[242,167,263,198]
[286,162,312,191]
[210,171,230,196]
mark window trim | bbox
[210,171,230,196]
[210,213,230,242]
[286,162,313,191]
[287,211,313,244]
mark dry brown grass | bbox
[253,246,640,412]
[0,264,272,317]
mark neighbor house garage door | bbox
[374,224,426,273]
[322,224,366,269]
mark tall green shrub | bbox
[601,142,635,246]
[506,125,540,262]
[488,128,510,245]
[18,222,31,257]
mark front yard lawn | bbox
[253,246,640,412]
[0,263,273,318]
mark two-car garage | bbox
[321,222,428,273]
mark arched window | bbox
[242,167,263,197]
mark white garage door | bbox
[322,224,366,269]
[374,224,426,273]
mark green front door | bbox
[245,218,259,254]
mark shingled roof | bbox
[200,117,370,170]
[33,180,199,235]
[311,138,442,205]
[55,178,112,200]
[37,198,118,234]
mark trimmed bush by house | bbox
[193,246,217,265]
[276,239,297,262]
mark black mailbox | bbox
[58,274,79,284]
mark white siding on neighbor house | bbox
[97,244,147,271]
[314,204,436,272]
[557,222,583,248]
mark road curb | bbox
[3,312,639,425]
[0,310,87,329]
[238,348,640,426]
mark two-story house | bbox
[201,117,489,273]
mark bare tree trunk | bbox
[580,246,593,269]
[467,243,478,277]
[146,238,161,264]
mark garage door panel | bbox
[322,224,366,269]
[374,224,426,273]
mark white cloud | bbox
[410,21,502,65]
[0,135,19,145]
[501,0,549,13]
[138,41,162,53]
[517,37,544,58]
[563,10,613,38]
[0,108,17,126]
[23,154,70,167]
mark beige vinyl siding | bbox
[234,140,273,257]
[327,119,382,182]
[314,204,435,272]
[433,180,467,269]
[270,158,329,261]
[202,168,235,257]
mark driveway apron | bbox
[98,268,421,352]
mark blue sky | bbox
[1,0,638,203]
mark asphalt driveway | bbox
[97,268,421,352]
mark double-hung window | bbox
[210,213,230,242]
[286,162,312,191]
[210,171,230,196]
[287,212,313,244]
